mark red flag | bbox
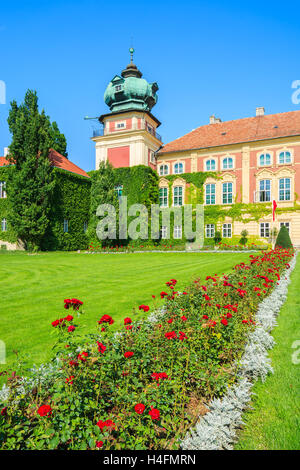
[272,200,277,222]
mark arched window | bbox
[222,157,233,169]
[259,153,271,166]
[159,164,169,176]
[206,159,216,171]
[278,151,291,164]
[174,162,183,174]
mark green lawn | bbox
[0,251,252,378]
[235,256,300,450]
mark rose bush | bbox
[0,248,293,450]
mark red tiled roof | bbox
[0,157,10,166]
[159,110,300,154]
[0,149,89,178]
[48,149,89,178]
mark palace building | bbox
[92,50,300,247]
[1,50,300,249]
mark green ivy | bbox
[0,166,17,244]
[41,169,91,251]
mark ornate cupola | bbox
[103,48,159,113]
[92,49,162,170]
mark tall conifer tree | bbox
[6,90,66,250]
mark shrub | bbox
[239,230,248,246]
[213,231,222,245]
[275,225,293,249]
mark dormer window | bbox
[116,122,126,129]
[115,85,122,92]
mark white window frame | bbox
[222,182,233,204]
[0,181,7,199]
[159,164,169,176]
[222,157,234,170]
[161,226,168,239]
[279,178,291,201]
[159,187,168,207]
[205,224,215,238]
[173,225,182,239]
[173,186,183,206]
[150,151,156,164]
[206,159,216,171]
[205,183,216,205]
[278,151,292,165]
[260,222,270,238]
[222,223,232,238]
[280,222,290,234]
[1,218,7,232]
[258,179,271,202]
[259,153,271,166]
[63,219,69,233]
[115,121,126,129]
[174,162,184,174]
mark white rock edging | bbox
[181,253,297,450]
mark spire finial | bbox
[129,47,134,63]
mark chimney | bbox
[210,115,222,124]
[256,107,265,116]
[4,147,9,157]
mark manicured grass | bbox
[0,251,252,378]
[235,257,300,450]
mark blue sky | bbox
[0,0,299,171]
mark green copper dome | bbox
[104,57,159,113]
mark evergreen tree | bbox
[49,121,68,158]
[6,90,59,250]
[275,225,293,249]
[88,161,119,247]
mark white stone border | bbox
[181,253,297,450]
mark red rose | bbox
[96,419,116,432]
[51,319,59,327]
[98,314,114,325]
[78,351,88,361]
[65,375,75,385]
[96,440,104,448]
[160,291,168,299]
[221,318,228,326]
[97,341,106,354]
[124,317,132,325]
[68,325,76,332]
[64,315,74,322]
[134,403,146,414]
[179,331,187,341]
[124,351,134,358]
[69,360,79,367]
[181,315,187,321]
[1,407,7,416]
[164,331,177,340]
[37,404,52,417]
[149,407,160,420]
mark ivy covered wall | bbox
[41,169,91,251]
[0,165,18,244]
